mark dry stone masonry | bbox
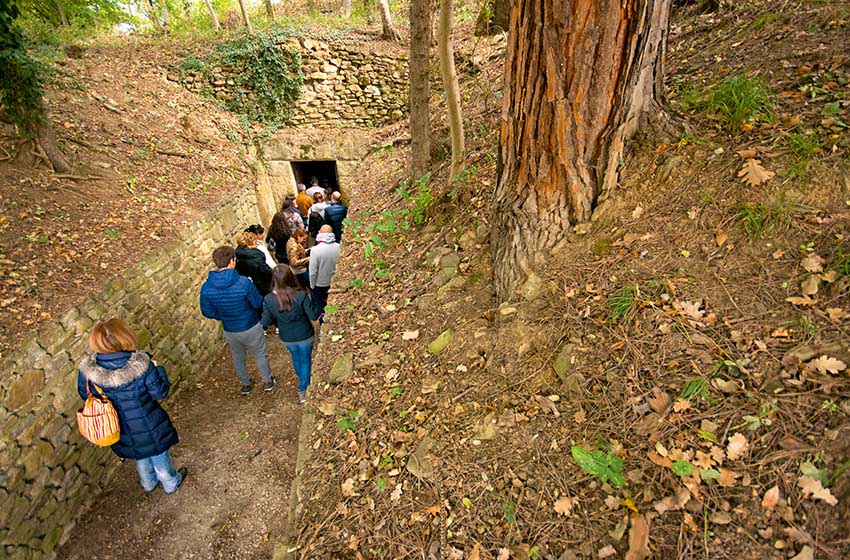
[171,38,408,128]
[0,188,264,560]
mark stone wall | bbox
[0,186,270,559]
[170,38,408,129]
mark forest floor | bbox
[57,341,302,560]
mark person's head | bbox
[235,231,256,248]
[331,191,342,203]
[310,176,318,186]
[281,199,294,212]
[313,192,324,203]
[245,224,265,241]
[297,183,306,193]
[285,194,296,203]
[212,245,236,269]
[292,227,307,243]
[319,224,333,234]
[89,318,138,353]
[271,264,302,312]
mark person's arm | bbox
[303,292,321,321]
[145,361,171,401]
[77,370,88,400]
[246,279,263,310]
[309,254,318,289]
[199,288,219,320]
[261,296,275,328]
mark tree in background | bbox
[263,0,274,19]
[408,0,430,179]
[377,0,399,41]
[493,0,671,298]
[237,0,253,35]
[0,1,71,173]
[341,0,352,18]
[474,0,508,36]
[437,0,463,178]
[53,0,69,26]
[202,0,220,31]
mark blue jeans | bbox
[135,450,182,493]
[285,341,313,392]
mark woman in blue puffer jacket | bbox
[77,318,187,494]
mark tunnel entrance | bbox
[290,160,340,193]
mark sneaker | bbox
[264,377,277,392]
[143,482,159,494]
[165,467,188,495]
[240,381,254,396]
[297,390,307,404]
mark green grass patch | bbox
[679,75,775,132]
[737,196,794,240]
[608,284,637,323]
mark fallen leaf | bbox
[573,408,587,424]
[673,299,704,320]
[798,475,838,505]
[783,527,813,544]
[709,445,726,464]
[785,296,817,306]
[648,387,671,414]
[402,330,420,340]
[762,486,780,510]
[632,205,644,219]
[711,377,742,394]
[715,229,728,247]
[807,355,847,375]
[738,158,775,187]
[737,148,758,159]
[497,548,510,560]
[598,545,617,559]
[554,496,577,516]
[709,511,732,525]
[469,543,482,560]
[625,514,651,560]
[717,468,742,487]
[789,546,814,560]
[533,394,560,417]
[727,433,749,461]
[801,253,825,272]
[820,269,838,283]
[653,487,690,514]
[341,478,358,497]
[648,451,672,468]
[693,451,715,469]
[672,398,692,412]
[801,275,820,297]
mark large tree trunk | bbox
[36,116,72,174]
[493,0,671,299]
[202,0,220,31]
[437,0,464,179]
[408,0,431,179]
[341,0,352,18]
[54,0,69,26]
[237,0,253,35]
[378,0,400,41]
[264,0,274,18]
[474,0,509,35]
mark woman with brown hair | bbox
[266,211,292,264]
[235,231,273,296]
[286,227,310,288]
[77,319,186,494]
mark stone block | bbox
[22,440,54,479]
[5,371,45,411]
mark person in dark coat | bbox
[77,318,186,494]
[266,212,292,264]
[235,231,273,296]
[323,191,348,242]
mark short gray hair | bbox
[331,191,342,202]
[297,183,306,192]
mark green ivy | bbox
[0,2,46,135]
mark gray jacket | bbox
[309,233,339,288]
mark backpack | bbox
[308,210,325,238]
[77,378,121,447]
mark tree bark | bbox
[160,0,171,35]
[378,0,400,41]
[493,0,671,299]
[341,0,352,18]
[474,0,509,35]
[437,0,464,179]
[237,0,253,35]
[202,0,220,31]
[36,116,72,174]
[146,0,164,34]
[264,0,275,18]
[408,0,431,179]
[54,0,69,26]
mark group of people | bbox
[75,180,346,495]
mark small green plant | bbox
[374,476,388,492]
[378,453,394,469]
[324,304,340,315]
[796,314,816,338]
[829,246,850,276]
[680,377,710,401]
[389,387,402,398]
[397,173,433,225]
[349,278,364,289]
[608,284,638,323]
[821,399,839,415]
[105,229,121,239]
[498,495,517,525]
[788,133,823,158]
[800,241,815,253]
[571,444,625,487]
[706,75,775,132]
[737,199,791,240]
[710,357,751,377]
[672,460,694,477]
[336,410,359,432]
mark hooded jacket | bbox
[77,351,178,460]
[200,268,263,333]
[235,246,273,296]
[309,232,339,289]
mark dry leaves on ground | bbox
[797,475,838,505]
[738,158,775,186]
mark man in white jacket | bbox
[309,225,339,322]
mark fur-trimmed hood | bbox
[79,352,151,388]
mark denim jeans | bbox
[311,286,330,323]
[284,341,313,392]
[223,322,273,386]
[136,450,182,493]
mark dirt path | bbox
[58,341,302,560]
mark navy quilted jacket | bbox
[77,351,178,460]
[199,268,263,332]
[323,203,348,242]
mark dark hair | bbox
[245,224,265,235]
[281,199,294,212]
[212,246,235,269]
[267,212,291,242]
[271,265,303,312]
[312,192,324,202]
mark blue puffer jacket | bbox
[323,203,348,242]
[262,291,320,343]
[200,268,263,333]
[77,351,178,460]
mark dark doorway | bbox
[290,160,340,193]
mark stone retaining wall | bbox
[0,188,266,560]
[171,38,408,129]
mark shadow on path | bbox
[59,341,302,560]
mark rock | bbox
[329,353,354,384]
[520,272,545,301]
[406,437,434,480]
[458,230,477,250]
[499,305,517,316]
[5,371,45,411]
[553,344,575,381]
[439,252,461,271]
[473,412,498,441]
[22,440,54,479]
[428,329,454,355]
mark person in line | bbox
[245,224,276,268]
[305,176,324,198]
[295,184,313,218]
[309,224,339,322]
[307,192,329,243]
[262,266,320,404]
[281,198,304,229]
[200,246,276,395]
[286,227,311,288]
[235,231,273,296]
[77,318,187,494]
[324,191,349,243]
[266,212,292,265]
